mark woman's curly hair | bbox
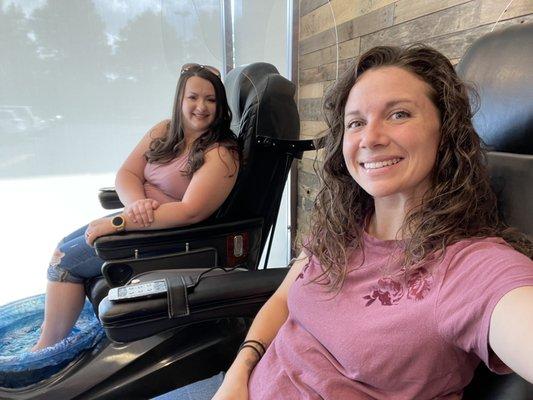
[306,44,532,291]
[145,65,239,177]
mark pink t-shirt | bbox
[248,234,533,399]
[143,153,191,204]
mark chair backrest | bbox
[215,63,300,252]
[456,23,533,399]
[457,23,533,238]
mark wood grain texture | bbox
[301,120,328,136]
[298,160,320,188]
[300,27,339,56]
[299,168,320,188]
[479,0,533,25]
[299,82,326,99]
[300,157,323,176]
[296,206,311,238]
[300,0,329,17]
[300,0,355,41]
[301,0,396,40]
[299,98,323,121]
[300,5,394,55]
[426,14,533,60]
[361,1,481,52]
[394,0,470,25]
[299,38,360,70]
[303,148,325,162]
[299,58,352,85]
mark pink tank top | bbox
[143,153,191,204]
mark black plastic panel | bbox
[94,217,263,262]
[487,152,533,238]
[102,247,218,287]
[457,23,533,155]
[99,268,287,343]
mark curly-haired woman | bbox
[157,46,533,400]
[33,64,239,351]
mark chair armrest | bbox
[463,362,533,400]
[94,217,264,260]
[99,187,124,210]
[98,268,288,342]
[256,137,322,159]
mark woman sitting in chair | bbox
[32,64,239,351]
[158,45,533,399]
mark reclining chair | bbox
[96,24,533,399]
[86,63,316,398]
[458,22,533,399]
[0,63,315,400]
[92,62,310,288]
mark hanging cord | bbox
[160,1,223,73]
[188,265,242,293]
[491,0,515,32]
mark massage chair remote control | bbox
[108,279,168,302]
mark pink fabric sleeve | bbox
[435,239,533,373]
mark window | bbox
[0,0,293,304]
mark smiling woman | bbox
[155,44,533,400]
[342,66,441,210]
[181,76,217,136]
[32,64,240,352]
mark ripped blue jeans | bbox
[47,224,104,284]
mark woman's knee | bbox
[47,262,84,284]
[47,233,102,281]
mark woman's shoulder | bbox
[447,236,527,257]
[147,119,171,140]
[204,140,239,158]
[441,236,532,277]
[202,144,239,178]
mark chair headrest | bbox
[224,62,299,141]
[457,23,533,155]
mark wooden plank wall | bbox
[295,0,533,242]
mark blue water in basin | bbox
[0,294,104,388]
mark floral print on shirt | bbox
[364,267,433,306]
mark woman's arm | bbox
[85,144,239,246]
[121,144,239,231]
[86,141,239,244]
[115,121,168,206]
[489,285,533,383]
[212,253,309,400]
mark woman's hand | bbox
[212,371,249,400]
[124,198,160,227]
[85,217,116,246]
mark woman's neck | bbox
[183,129,203,148]
[367,211,405,241]
[369,196,420,240]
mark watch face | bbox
[112,216,124,226]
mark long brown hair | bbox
[307,45,531,290]
[145,65,238,177]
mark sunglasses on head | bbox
[180,63,221,78]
